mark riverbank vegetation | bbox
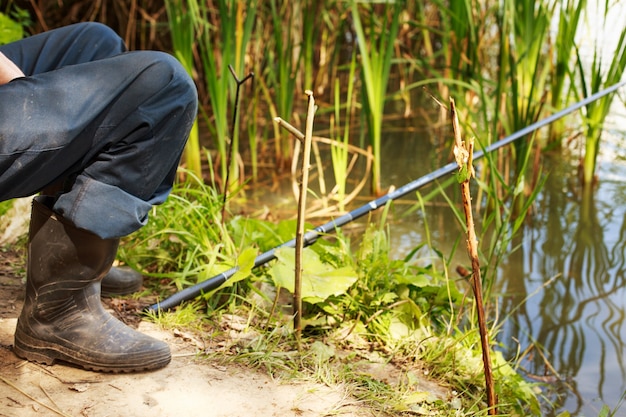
[2,0,626,415]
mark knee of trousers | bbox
[68,22,127,54]
[131,50,198,119]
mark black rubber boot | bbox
[14,197,171,372]
[101,266,143,297]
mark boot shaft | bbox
[24,197,119,323]
[28,196,119,288]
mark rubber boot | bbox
[14,197,171,372]
[101,266,143,297]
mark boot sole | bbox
[14,330,171,373]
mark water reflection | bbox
[494,155,626,416]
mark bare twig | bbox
[450,98,497,415]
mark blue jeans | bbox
[0,23,198,238]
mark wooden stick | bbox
[293,91,315,340]
[450,98,497,415]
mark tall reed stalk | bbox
[351,0,402,195]
[548,0,587,145]
[165,0,202,178]
[196,0,257,186]
[430,0,482,95]
[575,0,626,185]
[267,0,299,170]
[330,50,358,212]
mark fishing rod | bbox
[146,80,626,314]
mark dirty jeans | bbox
[0,23,197,239]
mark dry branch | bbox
[450,98,497,415]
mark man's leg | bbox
[14,195,172,372]
[1,23,193,294]
[0,26,197,371]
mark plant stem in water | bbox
[451,98,497,415]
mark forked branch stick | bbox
[274,90,316,341]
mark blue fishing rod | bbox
[146,80,626,313]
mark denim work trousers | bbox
[0,23,198,238]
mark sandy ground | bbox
[0,318,368,417]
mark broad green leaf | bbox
[197,247,256,290]
[270,247,358,304]
[226,247,257,286]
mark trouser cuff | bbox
[53,176,153,239]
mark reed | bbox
[330,50,358,212]
[196,0,257,186]
[21,0,626,201]
[430,0,482,95]
[574,0,626,185]
[266,0,299,170]
[165,0,202,178]
[300,0,318,95]
[498,0,553,172]
[548,0,587,144]
[350,0,402,196]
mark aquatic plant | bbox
[196,0,258,186]
[266,0,299,170]
[548,0,587,144]
[164,0,202,178]
[330,49,358,213]
[351,0,403,195]
[574,1,626,185]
